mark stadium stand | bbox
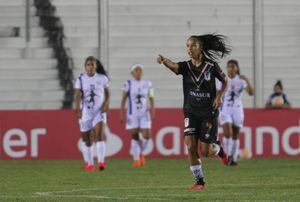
[263,0,300,106]
[0,0,64,109]
[107,0,254,108]
[1,0,299,109]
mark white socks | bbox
[141,138,149,155]
[190,165,204,182]
[131,139,141,161]
[82,144,93,166]
[223,137,231,154]
[81,142,88,163]
[96,141,106,163]
[231,139,240,162]
[212,143,221,156]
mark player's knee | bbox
[143,134,150,140]
[96,136,103,141]
[186,144,197,157]
[85,140,92,147]
[132,133,139,141]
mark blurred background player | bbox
[81,59,109,169]
[157,34,230,190]
[265,80,291,109]
[75,56,110,172]
[218,60,254,166]
[119,64,155,167]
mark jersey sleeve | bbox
[122,80,130,93]
[215,79,222,91]
[266,94,274,104]
[74,76,81,89]
[176,61,188,75]
[103,76,109,88]
[242,79,248,89]
[148,81,154,98]
[212,63,226,82]
[283,94,290,104]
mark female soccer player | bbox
[75,56,110,172]
[219,60,254,166]
[265,80,291,109]
[157,34,230,190]
[119,64,155,167]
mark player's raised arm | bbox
[157,54,179,74]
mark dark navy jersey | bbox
[176,59,226,116]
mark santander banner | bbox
[0,109,299,159]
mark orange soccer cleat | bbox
[86,165,94,172]
[140,155,146,166]
[188,184,206,190]
[98,162,107,171]
[132,160,142,167]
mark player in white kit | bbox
[74,56,110,172]
[119,64,155,167]
[218,60,253,166]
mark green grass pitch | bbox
[0,158,299,201]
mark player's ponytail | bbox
[96,59,108,77]
[227,59,240,75]
[275,80,283,90]
[190,34,231,62]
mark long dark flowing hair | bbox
[189,34,231,62]
[227,59,240,75]
[96,59,108,76]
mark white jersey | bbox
[75,73,109,117]
[217,75,247,108]
[122,79,153,116]
[217,75,247,128]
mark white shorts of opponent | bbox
[220,107,244,128]
[79,112,107,132]
[126,112,151,130]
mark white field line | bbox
[33,183,257,195]
[1,183,295,201]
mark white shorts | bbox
[126,112,151,130]
[79,112,107,132]
[220,107,244,128]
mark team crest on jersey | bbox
[204,71,211,81]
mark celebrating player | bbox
[157,34,230,190]
[119,64,155,167]
[75,56,110,172]
[218,60,254,166]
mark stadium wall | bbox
[0,109,299,159]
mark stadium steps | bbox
[52,0,99,84]
[263,0,300,106]
[0,101,62,110]
[51,0,300,108]
[0,0,64,109]
[107,0,254,108]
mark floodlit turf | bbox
[0,158,299,201]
